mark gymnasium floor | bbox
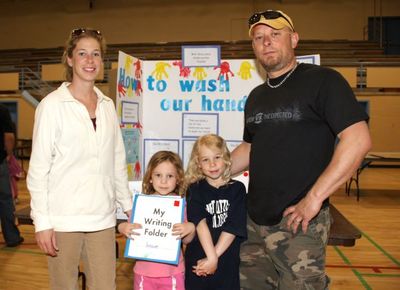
[0,165,399,289]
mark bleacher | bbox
[0,39,397,69]
[1,39,400,97]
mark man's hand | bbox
[283,195,323,234]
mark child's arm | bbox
[214,231,235,257]
[117,221,142,239]
[195,231,235,276]
[193,219,218,275]
[172,222,195,244]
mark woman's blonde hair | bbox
[142,151,185,196]
[62,28,106,82]
[185,134,231,187]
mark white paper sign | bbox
[143,139,180,173]
[182,112,219,138]
[121,101,139,124]
[124,194,185,265]
[182,45,221,67]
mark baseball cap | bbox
[248,10,295,36]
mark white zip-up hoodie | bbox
[27,82,132,232]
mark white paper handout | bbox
[124,194,185,265]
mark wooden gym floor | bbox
[0,162,399,290]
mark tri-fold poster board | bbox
[115,50,319,181]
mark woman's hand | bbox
[35,229,58,256]
[117,222,142,239]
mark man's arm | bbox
[230,141,251,176]
[284,120,372,233]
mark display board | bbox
[116,51,320,180]
[116,52,264,178]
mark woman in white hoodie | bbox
[27,28,132,290]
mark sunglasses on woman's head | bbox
[71,28,102,37]
[248,10,294,31]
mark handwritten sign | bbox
[124,194,185,265]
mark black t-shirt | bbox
[0,104,14,162]
[243,63,369,226]
[185,179,247,290]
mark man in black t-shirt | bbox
[231,10,371,290]
[0,103,24,247]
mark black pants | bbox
[0,159,21,245]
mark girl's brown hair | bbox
[142,151,185,196]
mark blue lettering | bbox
[148,76,167,92]
[201,94,212,111]
[179,80,219,92]
[124,75,131,89]
[208,80,217,92]
[201,95,247,112]
[219,77,230,92]
[161,98,192,111]
[160,99,170,111]
[195,80,206,92]
[213,99,223,111]
[238,95,247,111]
[156,80,167,92]
[147,75,155,91]
[179,80,195,92]
[224,99,236,111]
[118,68,126,84]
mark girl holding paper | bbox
[184,134,247,290]
[118,150,195,290]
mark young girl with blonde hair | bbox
[184,134,247,290]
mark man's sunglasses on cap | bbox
[248,10,294,31]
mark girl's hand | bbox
[172,222,195,240]
[193,257,218,276]
[118,222,142,239]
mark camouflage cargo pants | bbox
[240,206,331,290]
